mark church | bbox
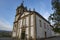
[12,2,53,40]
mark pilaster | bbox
[33,13,36,40]
[29,13,31,40]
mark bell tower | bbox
[16,1,27,15]
[16,2,24,15]
[15,1,27,21]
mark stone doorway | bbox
[21,26,27,40]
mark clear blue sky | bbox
[0,0,53,31]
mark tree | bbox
[48,0,60,33]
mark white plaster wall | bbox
[46,25,53,37]
[36,15,52,38]
[51,30,56,36]
[36,15,45,38]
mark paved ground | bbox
[45,36,60,40]
[0,37,12,40]
[0,36,60,40]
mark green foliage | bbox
[49,0,60,33]
[53,28,60,33]
[0,31,12,37]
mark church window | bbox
[19,9,20,13]
[47,25,49,30]
[44,23,46,29]
[22,18,26,26]
[39,20,42,27]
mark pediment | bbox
[21,13,24,17]
[21,12,29,17]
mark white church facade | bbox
[12,3,53,40]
